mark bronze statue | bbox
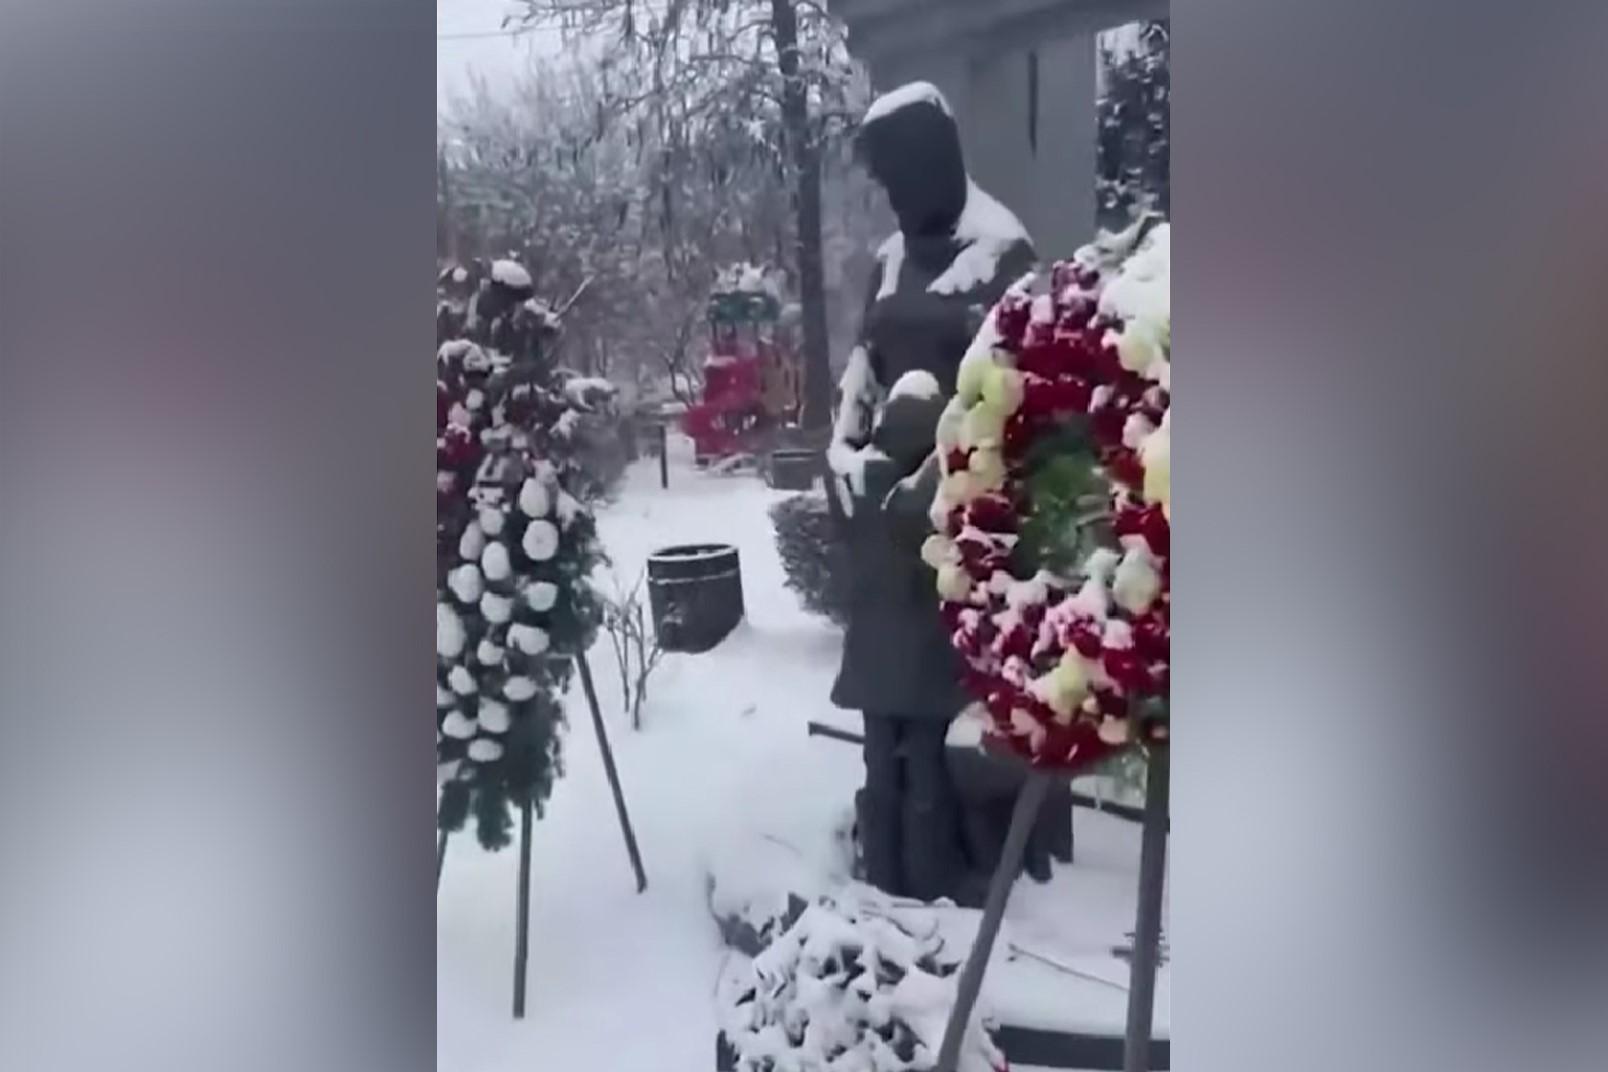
[828,83,1036,904]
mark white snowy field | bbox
[437,439,1166,1071]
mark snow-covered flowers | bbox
[436,264,606,849]
[719,896,1006,1072]
[1139,411,1170,517]
[437,603,465,658]
[522,519,559,561]
[481,540,511,581]
[518,475,552,518]
[522,580,559,612]
[932,221,1171,770]
[507,623,550,656]
[447,564,484,604]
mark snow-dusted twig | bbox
[1004,942,1130,993]
[599,571,667,730]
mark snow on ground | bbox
[438,437,1165,1071]
[438,437,858,1072]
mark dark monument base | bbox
[717,1027,1168,1070]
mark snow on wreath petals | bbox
[928,217,1171,773]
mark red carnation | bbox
[1103,648,1154,693]
[1115,503,1170,557]
[967,494,1017,534]
[1092,687,1129,723]
[1129,613,1169,661]
[438,423,480,469]
[1001,412,1037,459]
[997,625,1032,662]
[1103,448,1146,492]
[1066,619,1103,659]
[437,380,454,430]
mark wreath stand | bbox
[437,651,648,1018]
[934,743,1168,1072]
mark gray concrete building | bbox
[830,0,1167,259]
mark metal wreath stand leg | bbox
[935,769,1053,1072]
[934,746,1170,1072]
[438,650,650,1021]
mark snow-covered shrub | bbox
[720,899,1004,1072]
[556,373,631,503]
[769,491,850,626]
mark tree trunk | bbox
[771,0,832,433]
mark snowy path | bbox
[438,443,1167,1071]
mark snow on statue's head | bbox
[857,82,968,240]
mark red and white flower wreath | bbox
[924,221,1170,771]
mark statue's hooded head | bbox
[856,83,969,240]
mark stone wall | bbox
[832,0,1166,259]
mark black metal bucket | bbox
[766,447,820,491]
[647,543,744,653]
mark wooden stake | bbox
[513,799,534,1019]
[576,653,648,892]
[658,422,670,489]
[436,828,449,892]
[935,770,1053,1072]
[1123,745,1169,1072]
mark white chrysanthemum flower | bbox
[962,399,1007,449]
[440,710,477,739]
[1140,415,1170,516]
[447,563,483,605]
[934,407,965,452]
[1006,574,1050,609]
[980,365,1024,415]
[481,541,511,581]
[523,581,559,612]
[1116,320,1163,376]
[477,699,511,734]
[955,353,991,406]
[968,447,1007,491]
[476,639,504,665]
[467,738,504,763]
[508,623,550,656]
[941,470,982,508]
[920,534,958,571]
[1112,546,1162,615]
[480,591,513,624]
[1028,654,1090,717]
[459,521,486,561]
[503,676,537,701]
[448,665,477,696]
[436,602,465,658]
[936,562,971,602]
[522,519,560,561]
[518,476,552,519]
[478,506,506,537]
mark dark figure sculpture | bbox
[828,83,1036,905]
